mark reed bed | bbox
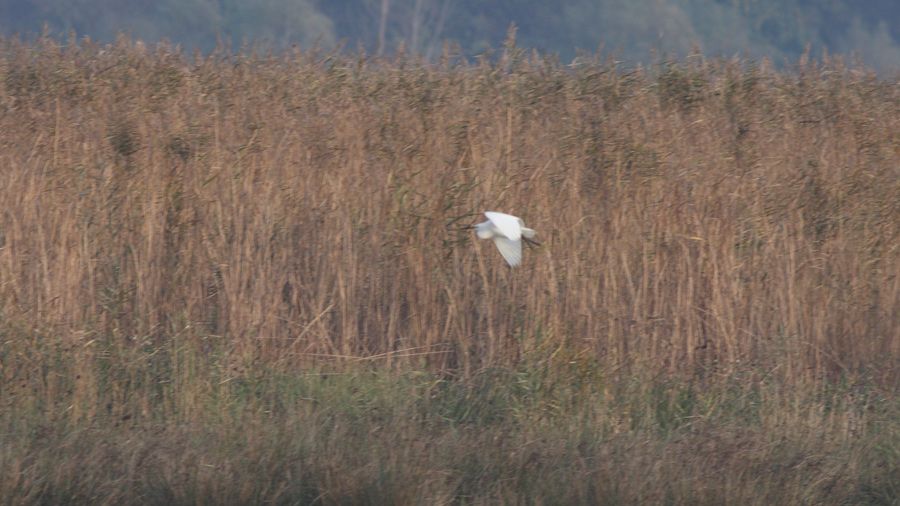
[0,36,897,504]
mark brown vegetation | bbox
[0,36,897,504]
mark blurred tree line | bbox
[1,0,898,70]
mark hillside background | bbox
[1,0,900,72]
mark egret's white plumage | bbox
[474,211,537,267]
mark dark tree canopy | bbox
[1,0,898,71]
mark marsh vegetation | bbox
[0,37,897,504]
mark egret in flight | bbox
[474,211,538,267]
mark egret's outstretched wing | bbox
[492,237,522,267]
[484,212,522,240]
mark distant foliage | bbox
[0,0,335,50]
[0,1,898,70]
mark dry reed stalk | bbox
[0,37,896,386]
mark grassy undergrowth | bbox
[2,340,897,505]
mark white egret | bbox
[474,211,538,267]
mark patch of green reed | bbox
[3,329,896,504]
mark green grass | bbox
[2,335,897,505]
